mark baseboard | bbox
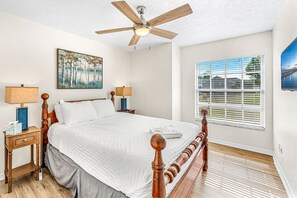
[273,154,296,198]
[209,138,273,156]
[0,173,4,181]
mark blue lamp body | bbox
[16,107,28,130]
[116,86,132,111]
[121,98,127,111]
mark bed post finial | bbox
[41,93,49,167]
[110,91,115,105]
[201,109,208,171]
[151,134,166,198]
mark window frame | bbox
[194,55,265,130]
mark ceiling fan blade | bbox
[150,28,178,39]
[129,34,140,46]
[112,1,142,24]
[148,4,193,27]
[95,27,133,34]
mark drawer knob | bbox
[23,138,28,141]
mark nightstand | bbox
[117,109,136,114]
[3,126,41,193]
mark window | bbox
[195,56,264,129]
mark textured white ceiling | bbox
[0,0,286,51]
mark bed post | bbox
[151,134,167,198]
[201,109,208,171]
[110,91,115,105]
[41,93,49,167]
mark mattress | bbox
[48,112,200,198]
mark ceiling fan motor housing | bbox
[137,6,146,15]
[137,6,147,25]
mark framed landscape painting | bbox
[57,49,103,89]
[281,38,297,90]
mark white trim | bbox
[273,154,296,198]
[0,173,4,181]
[209,138,273,156]
[195,118,265,131]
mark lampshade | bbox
[5,86,39,106]
[116,86,132,97]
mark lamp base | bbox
[16,107,28,131]
[121,98,127,111]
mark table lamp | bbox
[5,85,39,131]
[116,86,132,111]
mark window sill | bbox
[195,118,265,131]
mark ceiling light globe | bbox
[134,27,150,36]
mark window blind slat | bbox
[211,107,225,120]
[211,60,225,74]
[198,62,211,75]
[244,110,261,125]
[227,74,242,89]
[198,91,210,103]
[198,75,210,89]
[243,92,260,106]
[243,73,261,89]
[227,58,242,73]
[212,92,225,104]
[226,108,242,123]
[243,57,261,72]
[212,75,225,89]
[227,92,242,104]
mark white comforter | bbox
[48,112,200,198]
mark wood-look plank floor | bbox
[0,143,287,198]
[190,143,287,198]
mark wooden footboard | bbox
[151,109,208,198]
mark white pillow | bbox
[54,104,64,123]
[92,99,115,119]
[61,101,98,125]
[54,99,65,124]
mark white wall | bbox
[130,43,173,119]
[0,12,130,177]
[273,0,297,196]
[130,43,182,120]
[181,32,273,154]
[171,43,181,121]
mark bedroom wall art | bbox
[57,49,103,89]
[281,38,297,90]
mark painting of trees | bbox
[57,49,103,89]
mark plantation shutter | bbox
[196,56,264,129]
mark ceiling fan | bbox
[95,1,193,46]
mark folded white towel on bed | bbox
[150,125,183,139]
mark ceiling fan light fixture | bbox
[134,26,150,36]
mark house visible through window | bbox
[195,56,264,129]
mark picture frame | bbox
[281,38,297,90]
[57,48,103,89]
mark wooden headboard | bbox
[40,91,115,166]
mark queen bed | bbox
[41,92,208,198]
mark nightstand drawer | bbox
[14,135,36,148]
